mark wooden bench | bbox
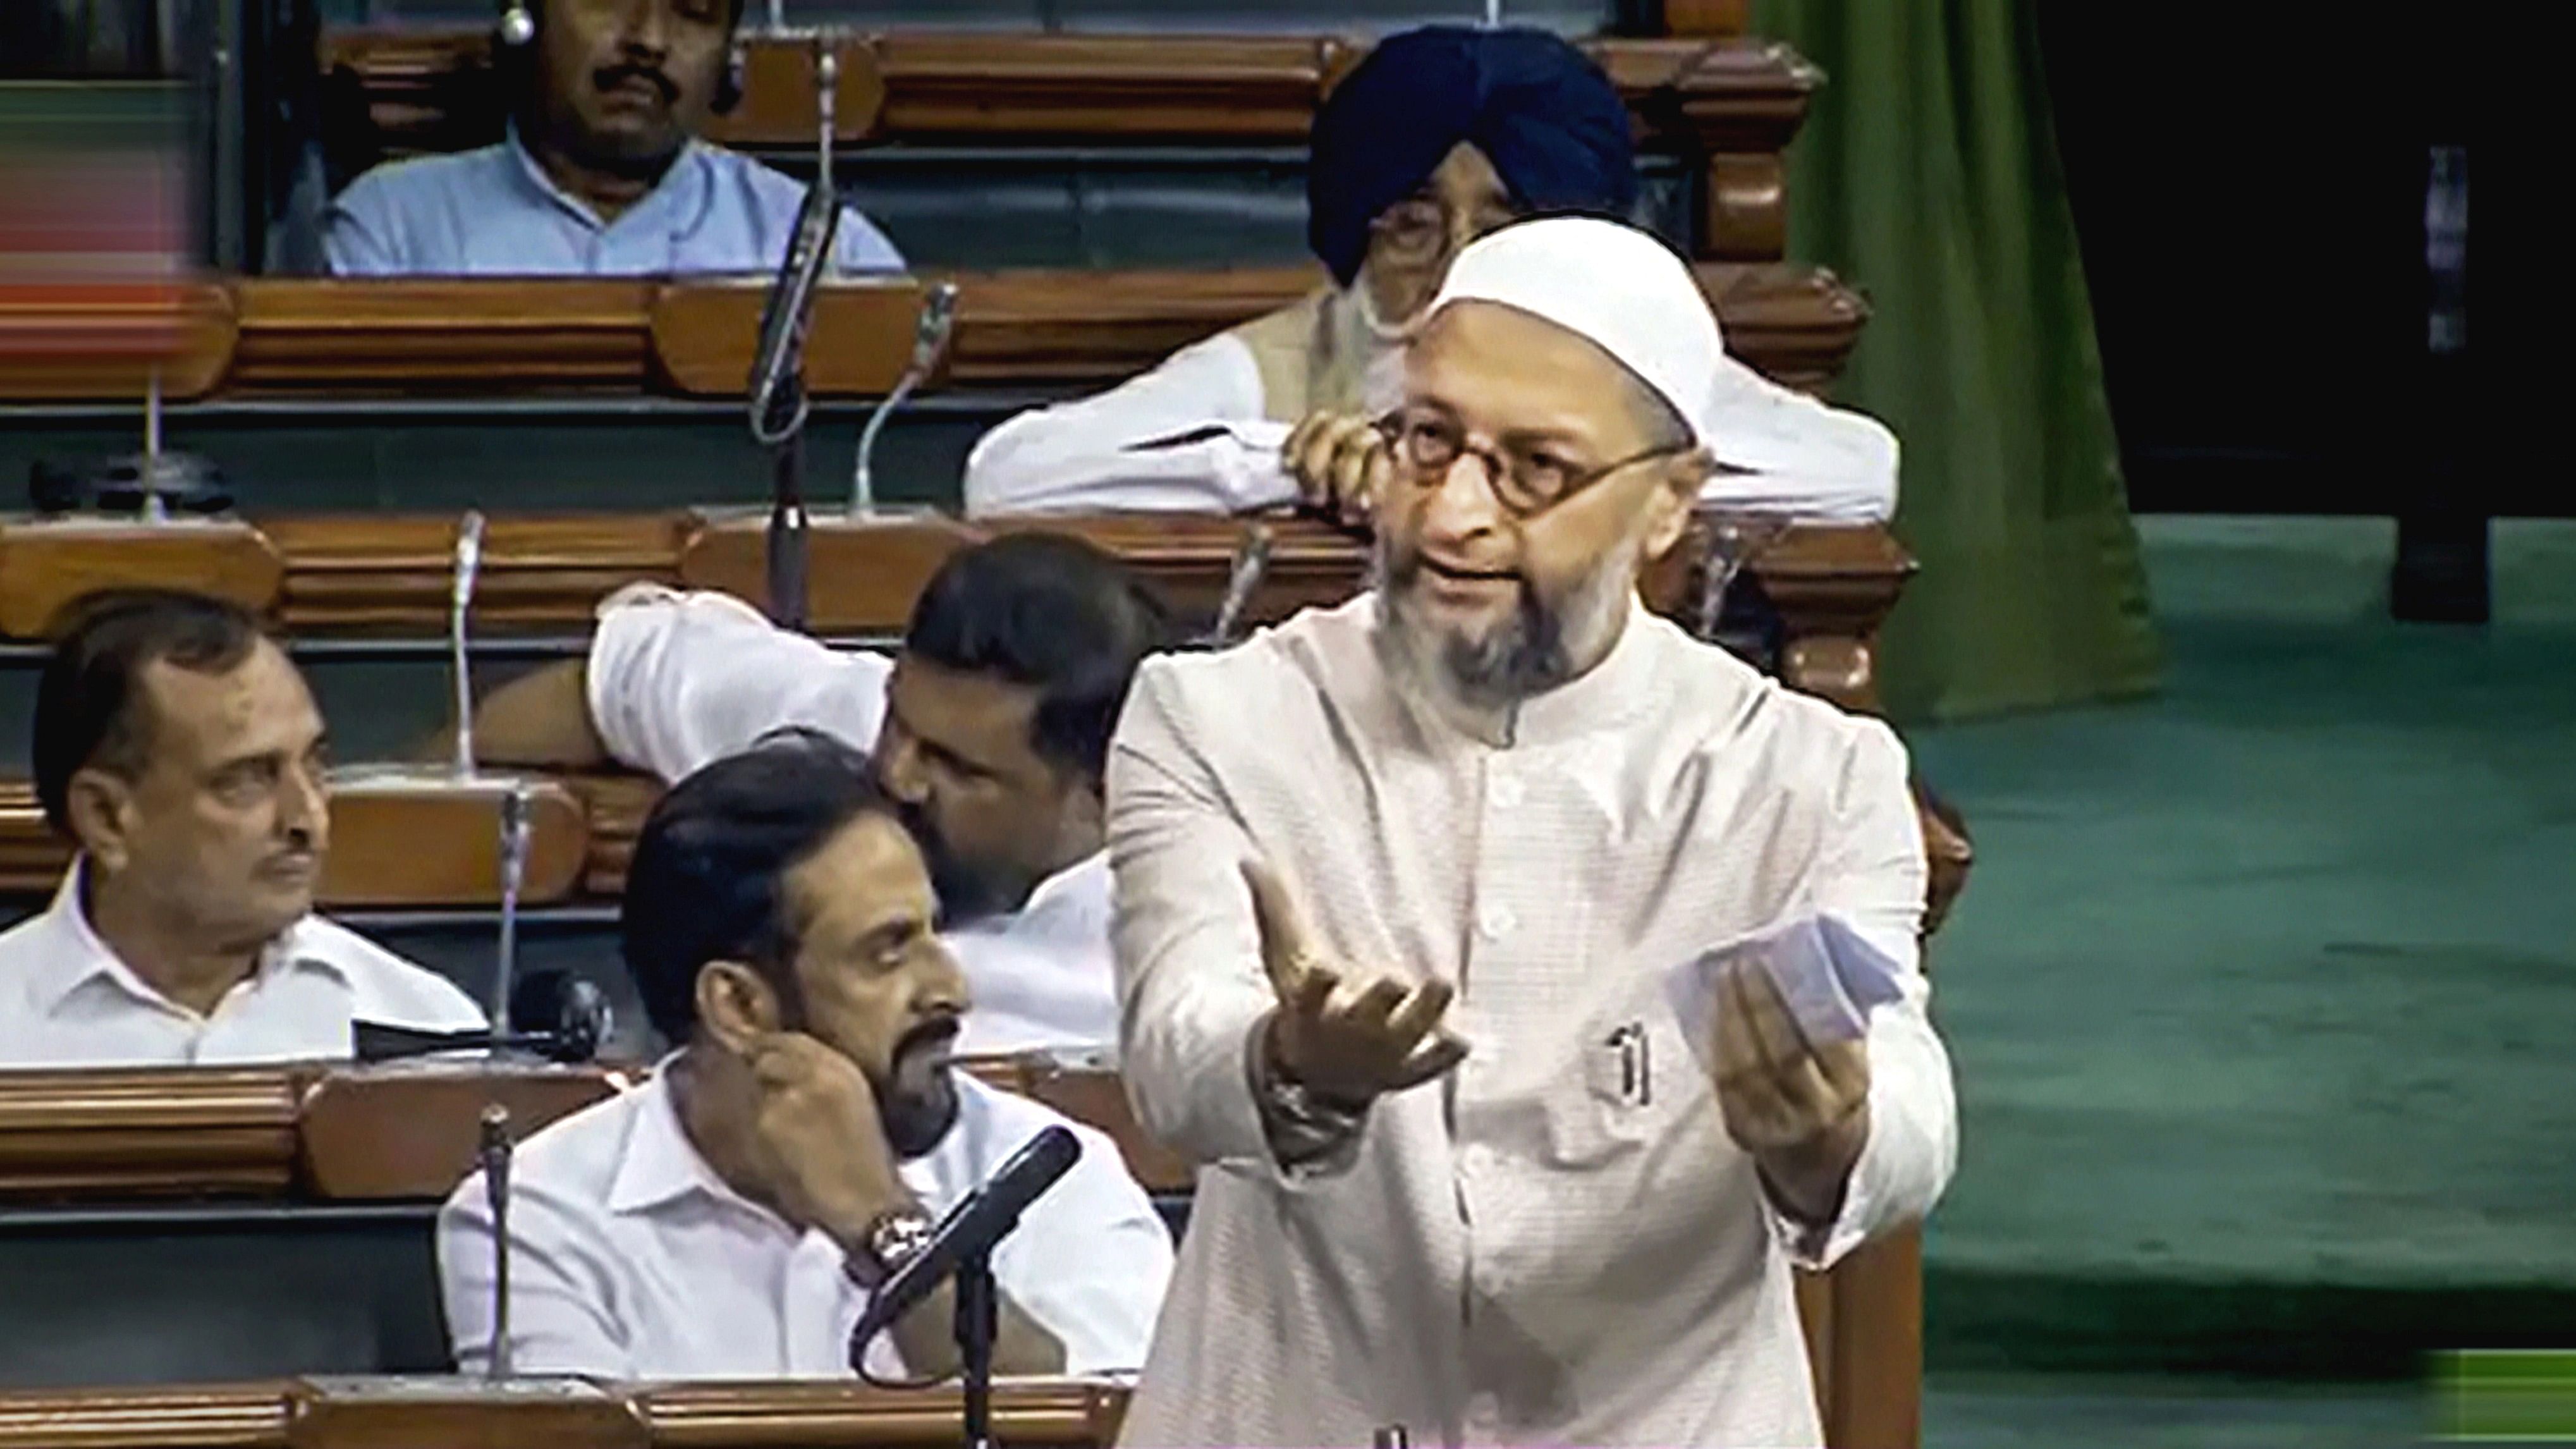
[0,266,1865,404]
[315,28,1821,265]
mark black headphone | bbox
[495,0,747,114]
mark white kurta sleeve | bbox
[1697,360,1902,524]
[438,1173,631,1379]
[992,1121,1176,1374]
[960,334,1297,517]
[584,585,893,783]
[1764,717,1958,1269]
[1104,659,1300,1172]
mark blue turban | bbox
[1307,26,1638,288]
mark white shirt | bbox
[585,585,1120,1055]
[1106,596,1956,1447]
[960,290,1901,523]
[437,1064,1173,1379]
[0,864,486,1068]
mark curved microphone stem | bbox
[451,511,485,778]
[852,281,958,515]
[491,783,532,1041]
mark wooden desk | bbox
[0,1378,1128,1449]
[0,265,1862,403]
[0,1056,1177,1205]
[317,30,1816,264]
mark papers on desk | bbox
[1663,914,1907,1071]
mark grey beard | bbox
[1372,534,1633,714]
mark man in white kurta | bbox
[1108,219,1956,1446]
[960,27,1899,526]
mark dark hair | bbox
[904,534,1171,785]
[620,728,902,1045]
[32,590,267,837]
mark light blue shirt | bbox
[322,133,904,278]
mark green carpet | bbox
[1907,517,2576,1377]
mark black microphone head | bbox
[511,969,611,1063]
[1016,1123,1082,1182]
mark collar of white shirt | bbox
[939,851,1118,1057]
[22,861,356,1018]
[10,860,480,1037]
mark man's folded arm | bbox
[580,587,891,783]
[1769,718,1959,1269]
[961,335,1292,518]
[1107,663,1335,1176]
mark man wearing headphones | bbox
[322,0,901,276]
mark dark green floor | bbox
[1908,517,2576,1443]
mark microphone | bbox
[490,782,534,1038]
[1211,519,1273,644]
[747,40,845,448]
[848,1125,1080,1355]
[479,1103,515,1379]
[450,511,485,779]
[355,969,613,1066]
[850,280,960,515]
[746,40,844,632]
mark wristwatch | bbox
[844,1204,936,1290]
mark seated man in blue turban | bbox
[961,25,1897,526]
[322,0,901,278]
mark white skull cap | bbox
[1423,215,1720,446]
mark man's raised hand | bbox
[1242,856,1467,1104]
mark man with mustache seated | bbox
[0,590,485,1067]
[437,729,1171,1379]
[467,534,1169,1056]
[322,0,901,276]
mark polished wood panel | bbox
[0,1380,1128,1449]
[0,283,236,403]
[319,776,589,908]
[0,1066,623,1204]
[226,281,654,396]
[637,1379,1125,1448]
[871,33,1352,142]
[317,29,1809,155]
[262,513,687,635]
[0,518,283,640]
[298,1065,626,1201]
[648,280,924,398]
[1663,0,1753,37]
[35,265,1850,403]
[0,1068,300,1200]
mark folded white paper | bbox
[1663,914,1907,1071]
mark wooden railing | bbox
[315,30,1818,264]
[0,1378,1128,1449]
[0,1055,1176,1204]
[0,263,1864,403]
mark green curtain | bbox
[1752,0,2163,721]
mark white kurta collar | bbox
[23,860,351,1021]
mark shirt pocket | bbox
[1540,993,1704,1170]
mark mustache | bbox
[894,1013,963,1060]
[592,63,677,102]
